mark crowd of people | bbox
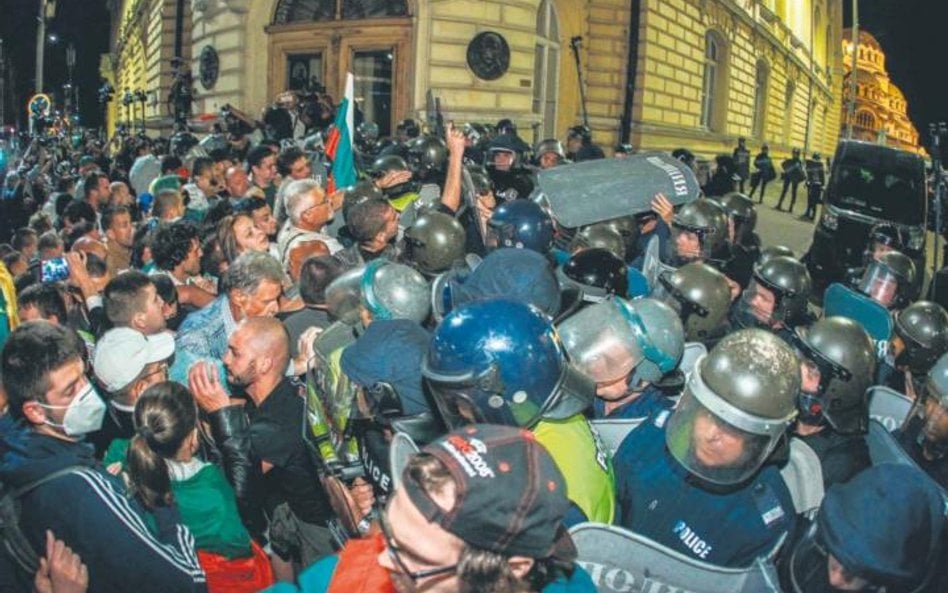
[0,93,945,593]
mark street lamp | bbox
[34,0,58,94]
[846,0,859,139]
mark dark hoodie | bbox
[0,415,207,593]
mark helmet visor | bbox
[857,263,899,308]
[665,364,787,485]
[669,224,707,264]
[787,523,835,593]
[558,301,643,385]
[733,280,778,329]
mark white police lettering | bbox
[646,156,690,197]
[672,521,712,559]
[362,453,392,493]
[441,435,496,478]
[761,505,785,527]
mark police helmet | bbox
[396,118,420,139]
[487,200,554,254]
[666,329,799,484]
[658,262,732,343]
[485,134,525,169]
[422,298,594,429]
[757,244,795,267]
[569,224,626,259]
[326,259,431,325]
[614,143,634,157]
[169,131,199,159]
[670,198,728,263]
[466,165,493,196]
[558,248,628,302]
[925,351,948,408]
[357,121,380,143]
[735,255,811,330]
[405,136,448,176]
[370,154,416,198]
[534,138,566,167]
[601,216,641,260]
[791,317,876,434]
[893,301,948,375]
[496,118,518,136]
[567,124,592,145]
[403,211,467,276]
[198,133,229,155]
[558,298,683,389]
[341,180,385,222]
[719,192,757,243]
[856,250,917,309]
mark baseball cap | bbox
[93,328,175,392]
[397,424,577,565]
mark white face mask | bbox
[38,382,107,436]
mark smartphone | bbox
[40,257,70,283]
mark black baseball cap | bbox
[398,424,576,565]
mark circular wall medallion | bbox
[199,45,220,90]
[466,31,511,81]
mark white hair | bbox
[285,179,324,225]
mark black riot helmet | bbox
[658,262,732,343]
[892,301,948,376]
[735,255,811,330]
[568,224,626,260]
[370,154,416,198]
[342,180,385,222]
[757,245,795,267]
[670,198,729,264]
[567,124,592,146]
[466,165,493,196]
[534,138,567,168]
[403,211,467,276]
[405,136,448,177]
[791,317,876,434]
[558,248,629,303]
[169,130,199,158]
[856,250,917,310]
[600,217,641,261]
[396,118,420,140]
[719,192,757,245]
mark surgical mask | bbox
[38,383,107,436]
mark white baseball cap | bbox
[93,328,175,392]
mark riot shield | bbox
[388,431,420,492]
[822,283,893,348]
[589,418,645,457]
[680,342,707,379]
[533,152,699,229]
[867,385,914,432]
[780,438,824,517]
[642,235,676,298]
[303,321,362,479]
[866,420,948,501]
[569,523,783,593]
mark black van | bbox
[806,140,928,296]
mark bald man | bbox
[189,317,334,572]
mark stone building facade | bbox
[840,29,922,154]
[106,0,843,164]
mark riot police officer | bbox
[557,247,629,306]
[558,298,683,419]
[895,351,948,490]
[719,192,760,288]
[369,154,420,213]
[791,317,875,486]
[534,138,568,170]
[402,210,467,277]
[669,198,729,267]
[800,152,825,220]
[855,249,918,311]
[568,223,627,259]
[485,134,534,201]
[878,300,948,394]
[566,124,605,162]
[326,259,431,326]
[748,144,775,203]
[658,262,733,346]
[732,137,751,193]
[486,199,554,254]
[776,148,805,213]
[732,255,812,341]
[613,329,799,567]
[422,298,615,525]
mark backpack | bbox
[0,466,83,573]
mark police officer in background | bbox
[613,329,799,568]
[732,137,751,193]
[776,148,805,213]
[484,134,534,201]
[748,144,776,203]
[790,317,875,486]
[800,152,825,221]
[565,124,605,162]
[534,138,568,170]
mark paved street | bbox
[739,185,816,257]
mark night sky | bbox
[0,1,943,150]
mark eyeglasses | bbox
[378,508,458,584]
[141,362,169,382]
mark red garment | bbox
[328,534,395,593]
[198,540,275,593]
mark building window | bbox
[783,80,796,143]
[272,0,408,24]
[752,60,769,138]
[856,110,875,129]
[700,31,727,131]
[533,0,560,141]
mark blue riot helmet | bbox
[486,199,554,253]
[422,299,595,429]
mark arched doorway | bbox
[266,0,413,137]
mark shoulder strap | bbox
[2,466,87,574]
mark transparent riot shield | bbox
[642,236,677,299]
[569,522,784,593]
[780,438,824,518]
[680,342,707,379]
[589,418,646,457]
[388,431,420,492]
[822,283,893,353]
[533,152,699,229]
[866,420,948,502]
[867,385,915,432]
[303,321,362,479]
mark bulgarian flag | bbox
[325,72,357,193]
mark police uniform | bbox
[592,385,673,420]
[614,411,796,568]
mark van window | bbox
[830,148,925,226]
